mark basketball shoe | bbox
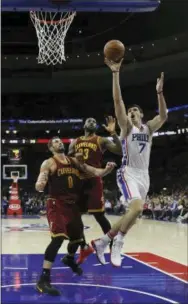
[61,255,83,275]
[36,275,61,296]
[91,239,109,265]
[110,236,123,267]
[76,245,94,264]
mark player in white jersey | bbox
[92,59,168,267]
[117,112,152,203]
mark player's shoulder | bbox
[47,157,57,165]
[71,138,79,145]
[143,123,152,135]
[41,157,55,169]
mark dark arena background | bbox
[1,0,188,303]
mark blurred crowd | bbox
[2,186,188,224]
[1,192,47,216]
[104,190,188,224]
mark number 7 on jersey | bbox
[139,143,146,153]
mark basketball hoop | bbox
[30,11,76,65]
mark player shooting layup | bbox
[92,59,168,267]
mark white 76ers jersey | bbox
[121,124,152,171]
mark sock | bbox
[116,230,125,242]
[41,268,50,278]
[101,230,116,244]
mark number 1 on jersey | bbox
[139,143,146,153]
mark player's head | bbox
[84,117,97,133]
[48,137,65,154]
[127,104,143,125]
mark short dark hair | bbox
[127,104,143,114]
[47,137,59,150]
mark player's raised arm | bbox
[105,58,132,137]
[101,116,122,155]
[147,72,168,133]
[35,159,52,192]
[68,139,77,156]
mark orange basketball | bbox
[104,40,125,62]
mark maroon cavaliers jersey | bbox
[75,135,103,168]
[48,157,81,203]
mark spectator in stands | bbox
[2,196,8,215]
[153,197,162,219]
[105,199,113,214]
[176,194,188,223]
[114,195,126,215]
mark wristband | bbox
[157,91,163,94]
[112,71,119,74]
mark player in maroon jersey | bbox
[35,137,116,296]
[68,116,122,264]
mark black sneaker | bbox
[61,255,83,275]
[36,276,61,296]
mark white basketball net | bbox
[30,11,76,65]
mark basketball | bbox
[104,40,125,62]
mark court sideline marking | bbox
[124,253,188,283]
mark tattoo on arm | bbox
[36,159,51,183]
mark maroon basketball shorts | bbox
[77,177,104,213]
[46,198,83,241]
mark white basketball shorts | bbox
[117,166,149,203]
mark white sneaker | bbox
[91,239,108,265]
[110,237,123,267]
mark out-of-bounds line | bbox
[123,253,188,284]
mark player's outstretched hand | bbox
[102,116,116,134]
[104,57,123,72]
[156,72,164,93]
[105,162,116,174]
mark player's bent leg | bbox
[111,199,143,267]
[37,236,64,296]
[62,239,83,275]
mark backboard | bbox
[2,0,160,12]
[3,165,28,180]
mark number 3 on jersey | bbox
[78,148,89,160]
[139,143,146,153]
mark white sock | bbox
[100,234,111,244]
[116,231,125,242]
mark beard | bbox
[85,126,97,133]
[56,146,65,153]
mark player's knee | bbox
[93,212,104,222]
[44,236,64,262]
[51,236,64,249]
[130,199,143,215]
